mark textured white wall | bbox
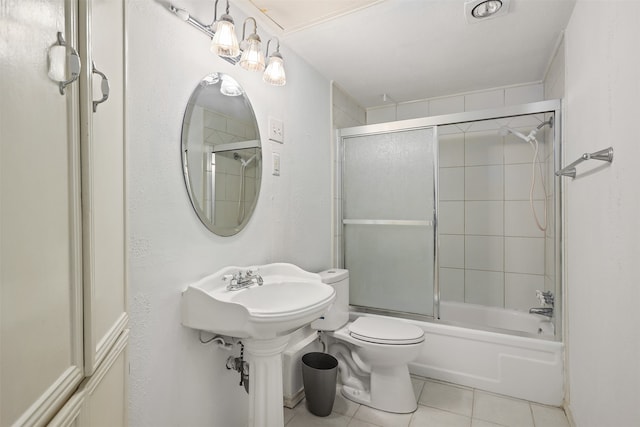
[125,1,331,425]
[563,2,640,426]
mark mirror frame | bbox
[181,73,262,236]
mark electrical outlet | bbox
[269,117,284,143]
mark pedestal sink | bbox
[181,263,335,427]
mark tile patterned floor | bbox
[284,377,571,427]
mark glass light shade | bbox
[239,35,265,71]
[220,75,243,96]
[263,53,286,86]
[210,15,239,58]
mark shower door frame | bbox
[336,99,563,339]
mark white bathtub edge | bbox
[410,320,564,406]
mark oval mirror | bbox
[181,73,262,236]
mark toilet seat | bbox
[348,317,425,345]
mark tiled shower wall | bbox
[438,116,552,311]
[188,105,259,227]
[334,83,554,311]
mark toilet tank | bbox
[311,269,349,331]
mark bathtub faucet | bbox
[530,290,554,317]
[224,269,263,291]
[529,307,553,318]
[536,290,554,306]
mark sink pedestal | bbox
[244,336,290,427]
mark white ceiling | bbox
[236,0,576,108]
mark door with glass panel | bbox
[342,127,435,317]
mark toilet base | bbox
[340,365,418,414]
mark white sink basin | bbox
[181,263,335,339]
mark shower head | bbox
[499,126,530,141]
[500,118,553,142]
[234,152,258,167]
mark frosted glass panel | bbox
[344,129,434,220]
[343,128,434,316]
[345,225,434,315]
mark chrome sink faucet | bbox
[224,269,264,291]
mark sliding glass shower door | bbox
[342,127,436,317]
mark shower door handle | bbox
[49,32,82,95]
[92,61,110,112]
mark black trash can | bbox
[301,352,338,417]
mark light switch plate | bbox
[272,152,280,176]
[269,117,284,143]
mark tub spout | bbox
[529,307,553,318]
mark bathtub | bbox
[352,304,564,406]
[439,301,555,336]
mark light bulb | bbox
[239,34,265,71]
[263,52,286,86]
[210,15,239,58]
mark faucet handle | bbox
[223,274,234,282]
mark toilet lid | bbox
[349,317,425,345]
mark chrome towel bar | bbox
[555,147,614,178]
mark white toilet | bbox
[311,269,425,413]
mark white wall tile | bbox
[505,84,544,106]
[504,114,545,130]
[439,268,465,302]
[503,132,541,164]
[505,164,547,200]
[214,172,226,201]
[505,273,544,311]
[465,89,504,111]
[397,101,429,120]
[366,105,396,124]
[439,124,466,135]
[465,165,503,200]
[465,269,504,307]
[439,133,465,167]
[505,237,545,274]
[439,167,465,200]
[334,107,361,129]
[439,201,465,234]
[465,235,504,271]
[464,118,502,133]
[545,234,555,277]
[465,131,504,166]
[224,174,241,202]
[226,119,246,138]
[429,96,464,116]
[440,235,464,268]
[505,201,546,237]
[466,201,504,236]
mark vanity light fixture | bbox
[239,18,265,71]
[263,38,286,86]
[168,1,286,86]
[211,0,239,57]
